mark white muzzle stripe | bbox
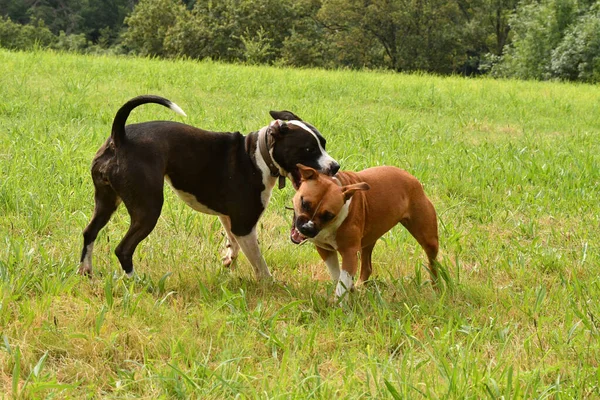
[288,120,336,170]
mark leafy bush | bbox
[53,31,89,52]
[493,1,561,79]
[551,5,600,82]
[240,27,274,65]
[0,17,54,50]
[280,29,330,68]
[121,0,188,57]
[491,0,600,81]
[162,12,211,59]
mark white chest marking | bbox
[308,199,351,251]
[165,175,222,215]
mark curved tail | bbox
[111,95,187,147]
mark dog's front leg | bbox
[316,246,340,281]
[233,228,272,280]
[218,216,240,267]
[336,247,360,298]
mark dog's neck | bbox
[246,128,279,208]
[258,127,287,189]
[258,128,280,177]
[249,127,287,189]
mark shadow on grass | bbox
[83,256,497,327]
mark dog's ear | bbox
[268,119,290,137]
[341,182,370,201]
[270,110,303,121]
[297,164,319,181]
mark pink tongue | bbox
[290,227,306,244]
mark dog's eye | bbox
[305,147,312,153]
[301,197,311,211]
[321,211,334,222]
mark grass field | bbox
[1,48,599,398]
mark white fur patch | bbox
[79,243,94,273]
[234,228,272,280]
[324,252,340,281]
[219,216,240,265]
[168,101,187,117]
[335,270,354,297]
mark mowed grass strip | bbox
[0,49,599,398]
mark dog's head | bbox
[290,165,369,244]
[267,110,340,189]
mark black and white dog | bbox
[79,95,339,280]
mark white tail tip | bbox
[169,102,187,117]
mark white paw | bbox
[77,264,92,276]
[222,249,237,267]
[335,270,354,298]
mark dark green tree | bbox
[0,16,55,49]
[80,0,133,43]
[493,0,580,80]
[319,0,466,73]
[122,0,188,56]
[0,0,134,45]
[188,0,299,62]
[551,3,600,82]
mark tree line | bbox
[1,0,599,82]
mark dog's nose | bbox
[330,162,340,175]
[298,221,318,238]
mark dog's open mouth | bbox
[290,217,307,244]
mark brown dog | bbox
[291,165,439,298]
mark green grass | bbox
[1,48,599,398]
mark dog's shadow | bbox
[86,257,472,324]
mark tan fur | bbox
[293,165,439,294]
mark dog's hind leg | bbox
[218,216,240,267]
[233,228,272,280]
[401,203,439,283]
[114,188,164,277]
[359,242,376,283]
[79,184,120,276]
